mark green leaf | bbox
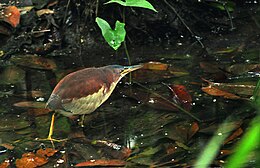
[105,0,157,12]
[96,17,126,50]
[208,1,235,12]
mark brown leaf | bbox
[199,121,242,134]
[15,148,57,168]
[27,108,52,116]
[36,148,58,157]
[187,122,199,140]
[219,150,232,157]
[132,69,172,82]
[226,64,260,75]
[0,160,10,168]
[16,152,48,168]
[202,86,241,99]
[13,101,46,108]
[168,84,192,111]
[200,62,224,73]
[142,61,169,70]
[2,6,20,27]
[0,66,25,85]
[224,128,243,144]
[0,143,15,150]
[10,55,57,70]
[36,9,54,17]
[75,159,126,167]
[202,78,258,97]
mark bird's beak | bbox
[121,64,143,75]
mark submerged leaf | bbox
[167,84,192,111]
[202,86,241,99]
[15,148,57,168]
[0,66,25,84]
[225,64,260,75]
[13,101,46,108]
[0,115,30,131]
[10,55,57,70]
[75,159,126,167]
[142,61,169,70]
[224,127,243,144]
[202,78,258,98]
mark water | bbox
[0,7,259,168]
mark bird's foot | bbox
[36,136,68,148]
[36,136,68,142]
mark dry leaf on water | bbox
[75,159,126,167]
[13,101,46,108]
[142,61,169,70]
[10,55,57,70]
[202,86,241,99]
[1,6,20,27]
[15,148,57,168]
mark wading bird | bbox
[43,64,142,142]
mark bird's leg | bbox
[37,113,67,146]
[78,115,85,127]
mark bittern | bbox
[44,64,142,142]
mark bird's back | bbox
[46,67,118,115]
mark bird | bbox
[43,64,143,142]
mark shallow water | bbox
[0,6,259,167]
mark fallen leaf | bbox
[202,78,258,97]
[27,108,52,116]
[36,148,58,157]
[167,84,192,111]
[0,66,25,84]
[16,152,48,168]
[2,6,20,27]
[224,128,243,144]
[202,86,241,99]
[131,62,188,82]
[0,143,15,150]
[0,114,30,131]
[15,148,57,168]
[75,159,126,167]
[18,6,34,15]
[0,24,12,35]
[199,121,242,134]
[200,62,224,73]
[142,61,169,70]
[187,122,199,140]
[225,64,260,75]
[13,101,46,108]
[36,9,54,17]
[219,150,232,157]
[10,55,57,70]
[132,69,172,82]
[165,121,199,143]
[0,160,10,168]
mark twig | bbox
[163,0,205,49]
[134,81,201,122]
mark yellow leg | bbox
[37,113,67,146]
[79,115,85,127]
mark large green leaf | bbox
[105,0,157,12]
[96,17,126,50]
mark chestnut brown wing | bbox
[46,68,116,114]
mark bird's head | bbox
[104,64,143,78]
